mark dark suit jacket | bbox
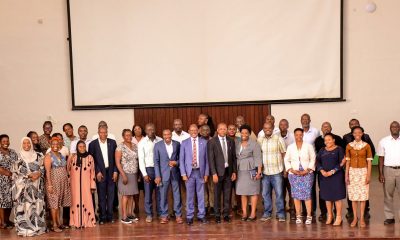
[315,133,345,153]
[207,136,237,177]
[88,138,117,177]
[154,140,181,181]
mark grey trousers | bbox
[384,166,400,219]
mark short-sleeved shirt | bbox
[116,142,139,174]
[345,141,373,168]
[258,134,286,175]
[377,135,400,167]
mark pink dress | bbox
[69,154,96,228]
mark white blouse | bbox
[284,142,316,174]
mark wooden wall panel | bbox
[134,104,270,137]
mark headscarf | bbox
[20,137,38,163]
[76,140,89,167]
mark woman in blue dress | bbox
[316,133,346,226]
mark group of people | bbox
[0,113,399,237]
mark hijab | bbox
[20,137,38,163]
[76,140,89,167]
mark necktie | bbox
[192,138,197,168]
[222,137,228,166]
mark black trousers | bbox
[96,170,116,222]
[213,168,232,217]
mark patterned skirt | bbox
[348,167,369,201]
[46,167,71,209]
[289,165,314,200]
[0,175,12,208]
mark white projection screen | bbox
[67,0,343,109]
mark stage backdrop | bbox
[134,104,270,137]
[68,0,342,108]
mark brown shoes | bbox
[160,217,169,224]
[176,217,184,224]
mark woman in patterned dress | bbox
[284,128,316,225]
[68,140,96,228]
[345,126,372,228]
[12,137,46,236]
[0,134,18,229]
[116,129,139,224]
[44,137,71,232]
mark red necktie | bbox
[192,138,197,167]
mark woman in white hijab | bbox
[11,137,46,237]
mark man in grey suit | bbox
[179,124,209,225]
[208,123,237,223]
[154,129,183,224]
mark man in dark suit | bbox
[154,129,183,224]
[179,124,209,226]
[88,126,118,224]
[342,119,375,220]
[207,123,237,223]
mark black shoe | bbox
[384,219,395,225]
[241,217,248,221]
[187,219,193,226]
[364,212,371,220]
[247,217,257,222]
[198,218,208,224]
[223,216,231,223]
[209,207,215,216]
[318,214,327,222]
[215,216,221,223]
[346,212,354,219]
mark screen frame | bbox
[66,0,344,110]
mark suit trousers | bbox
[213,168,232,217]
[96,168,115,221]
[159,173,182,218]
[185,169,206,219]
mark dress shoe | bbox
[160,217,168,224]
[223,216,231,223]
[215,216,221,223]
[364,211,371,220]
[186,218,193,226]
[198,218,208,224]
[346,212,354,219]
[176,216,184,224]
[384,219,395,225]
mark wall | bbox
[0,0,133,148]
[1,0,399,149]
[272,0,400,144]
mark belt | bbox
[386,166,400,169]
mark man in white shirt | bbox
[70,125,92,154]
[257,115,280,138]
[154,129,183,224]
[92,121,116,140]
[138,123,162,223]
[378,121,400,225]
[301,114,320,145]
[300,113,320,217]
[278,119,296,220]
[172,119,190,143]
[88,126,118,224]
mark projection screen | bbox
[67,0,343,109]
